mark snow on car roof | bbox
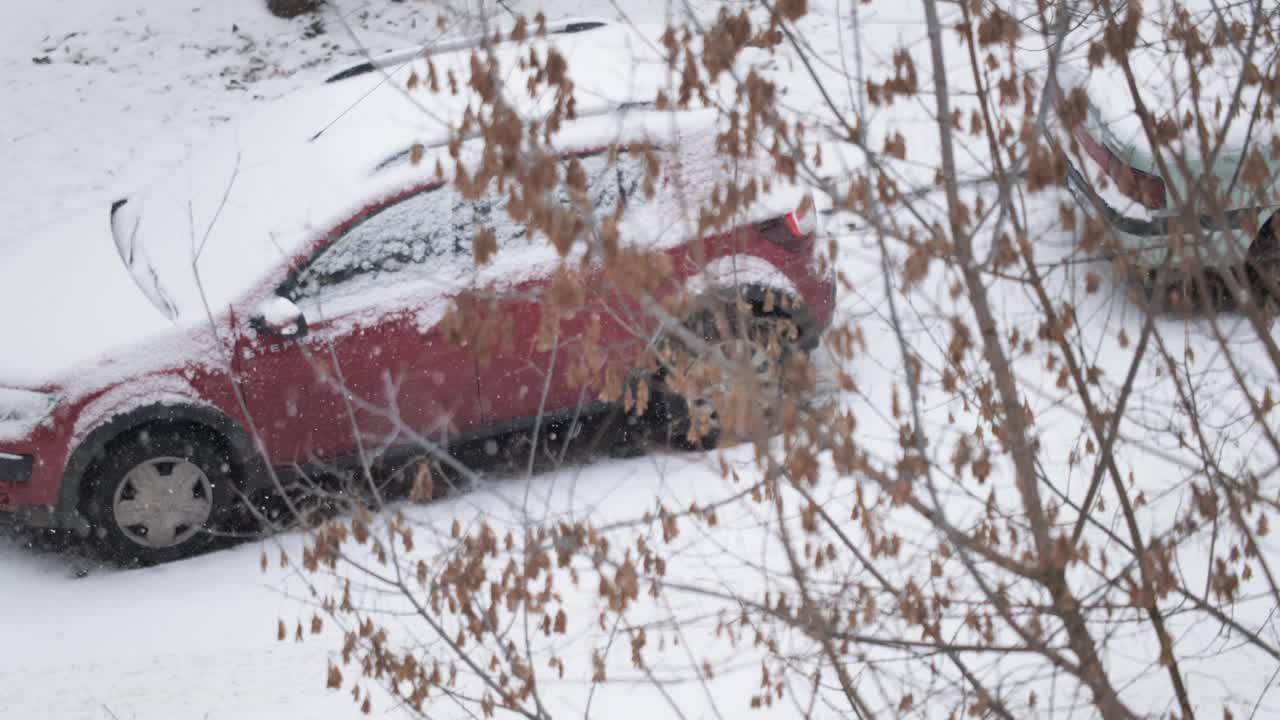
[119,22,803,324]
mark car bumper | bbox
[1,439,74,528]
[0,449,43,524]
[793,265,837,349]
[0,504,60,528]
[791,298,828,351]
[1066,162,1271,255]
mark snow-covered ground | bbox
[0,449,758,720]
[4,0,1280,718]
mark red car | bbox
[0,22,833,562]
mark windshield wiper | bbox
[109,198,180,320]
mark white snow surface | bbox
[0,450,797,720]
[123,63,801,324]
[683,254,800,298]
[0,0,411,390]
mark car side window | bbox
[290,150,649,302]
[452,150,648,257]
[292,185,455,301]
[564,150,646,220]
[449,186,528,259]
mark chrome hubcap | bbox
[111,457,214,548]
[687,333,783,434]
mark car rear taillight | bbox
[760,195,818,251]
[1073,126,1167,211]
[1048,76,1167,212]
[786,194,818,237]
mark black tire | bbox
[266,0,321,19]
[1141,266,1232,313]
[82,425,238,564]
[1248,212,1280,304]
[650,389,722,452]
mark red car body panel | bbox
[231,306,485,466]
[1,363,243,511]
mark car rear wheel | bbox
[1248,212,1280,303]
[1141,265,1239,312]
[653,310,799,450]
[84,426,236,564]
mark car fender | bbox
[57,377,271,528]
[680,254,821,349]
[71,374,215,446]
[683,255,799,299]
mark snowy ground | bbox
[0,449,756,720]
[4,0,1280,718]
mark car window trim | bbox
[277,179,449,301]
[278,145,655,301]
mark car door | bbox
[473,150,652,424]
[233,183,482,467]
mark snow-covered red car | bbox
[0,21,833,562]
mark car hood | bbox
[0,208,179,391]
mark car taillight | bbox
[759,195,818,250]
[786,194,818,237]
[1073,127,1167,211]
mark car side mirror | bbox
[250,296,309,338]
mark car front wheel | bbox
[84,426,236,564]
